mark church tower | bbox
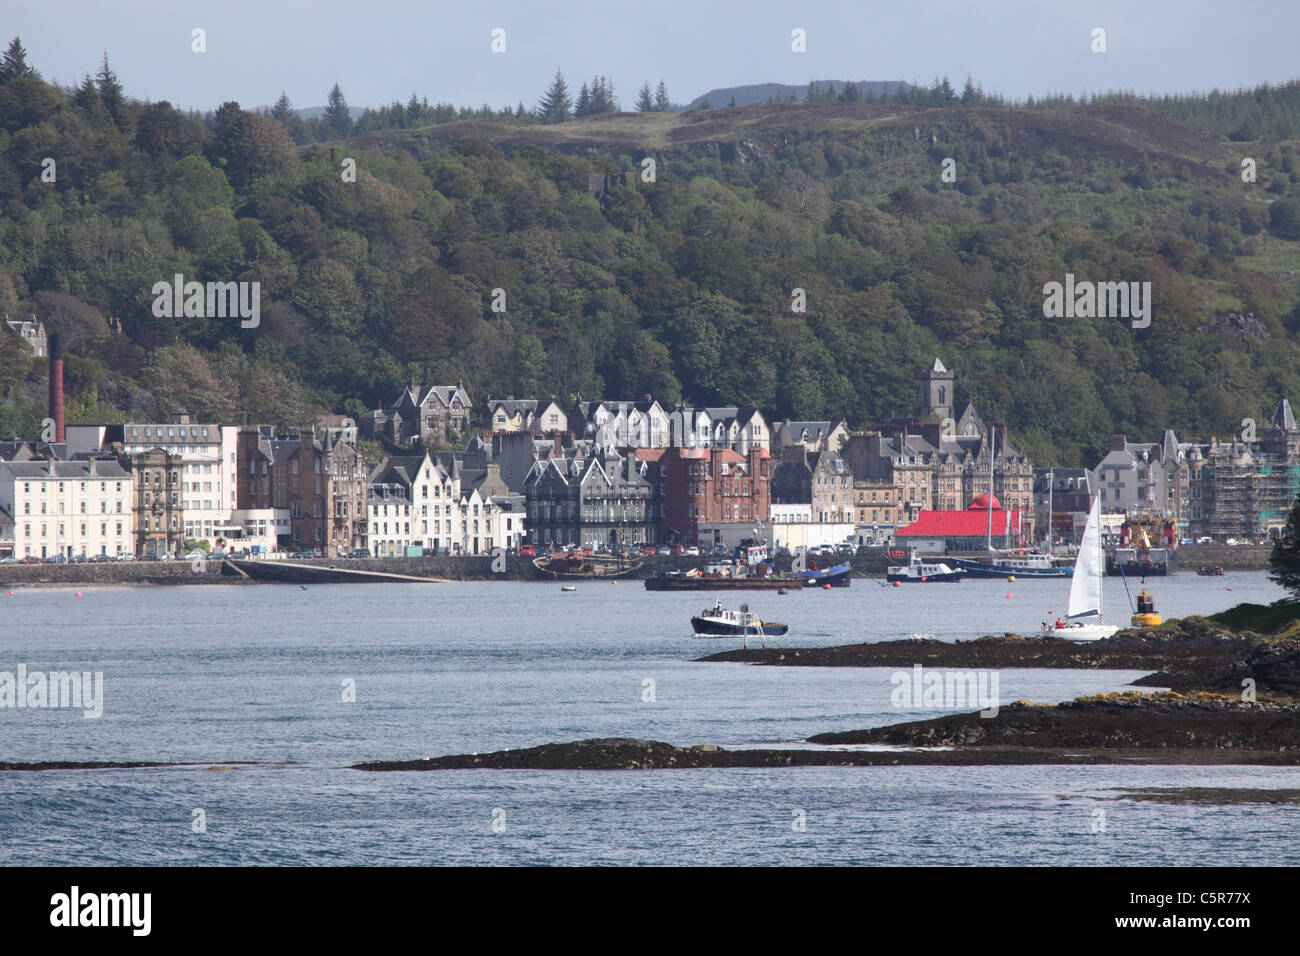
[920,358,954,422]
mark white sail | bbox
[1067,497,1104,621]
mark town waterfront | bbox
[2,573,1297,866]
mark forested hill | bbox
[1,57,1299,468]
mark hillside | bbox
[2,62,1299,467]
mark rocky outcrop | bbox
[698,619,1262,676]
[808,693,1300,750]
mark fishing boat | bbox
[1043,497,1119,641]
[1106,513,1176,576]
[690,599,788,647]
[793,559,852,587]
[644,543,805,590]
[950,551,1074,578]
[885,549,964,583]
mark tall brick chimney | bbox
[48,332,64,443]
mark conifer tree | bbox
[636,81,654,112]
[575,81,591,117]
[0,37,37,83]
[322,83,352,138]
[95,53,125,123]
[537,68,572,123]
[653,80,670,112]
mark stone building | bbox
[524,449,656,550]
[238,428,368,554]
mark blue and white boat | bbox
[950,551,1074,579]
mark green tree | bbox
[1270,495,1300,601]
[322,82,352,138]
[537,68,572,124]
[574,81,591,117]
[653,80,670,111]
[635,81,654,112]
[0,37,37,82]
[95,52,126,125]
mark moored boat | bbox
[1044,497,1119,642]
[690,600,788,646]
[534,552,642,579]
[885,550,964,583]
[950,551,1074,578]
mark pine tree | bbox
[653,80,670,112]
[574,81,591,117]
[321,83,352,138]
[728,95,736,108]
[537,68,572,123]
[838,80,860,103]
[635,81,654,112]
[407,93,423,124]
[0,37,37,83]
[72,74,98,111]
[960,75,978,106]
[95,53,125,123]
[270,91,295,125]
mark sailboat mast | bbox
[1096,495,1104,622]
[1046,469,1053,555]
[986,426,994,553]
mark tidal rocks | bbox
[697,621,1262,677]
[807,692,1300,750]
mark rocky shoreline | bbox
[353,608,1300,772]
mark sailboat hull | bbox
[1048,624,1121,642]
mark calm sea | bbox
[1,572,1297,865]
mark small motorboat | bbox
[690,600,787,647]
[885,549,964,583]
[561,584,577,592]
[1197,565,1225,576]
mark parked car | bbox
[21,556,41,563]
[685,546,700,556]
[520,544,535,557]
[1197,537,1216,544]
[89,554,112,563]
[349,548,371,558]
[670,544,683,555]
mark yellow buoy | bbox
[1131,588,1162,627]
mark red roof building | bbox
[895,495,1028,549]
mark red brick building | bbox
[647,446,771,545]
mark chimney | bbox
[1111,435,1127,451]
[48,332,64,443]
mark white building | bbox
[0,459,134,558]
[114,418,239,545]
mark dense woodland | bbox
[1,39,1299,468]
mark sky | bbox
[6,0,1299,113]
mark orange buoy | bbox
[892,581,901,587]
[75,592,83,597]
[823,583,831,590]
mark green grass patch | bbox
[1207,601,1300,634]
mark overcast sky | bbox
[8,0,1298,112]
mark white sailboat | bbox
[1046,496,1119,642]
